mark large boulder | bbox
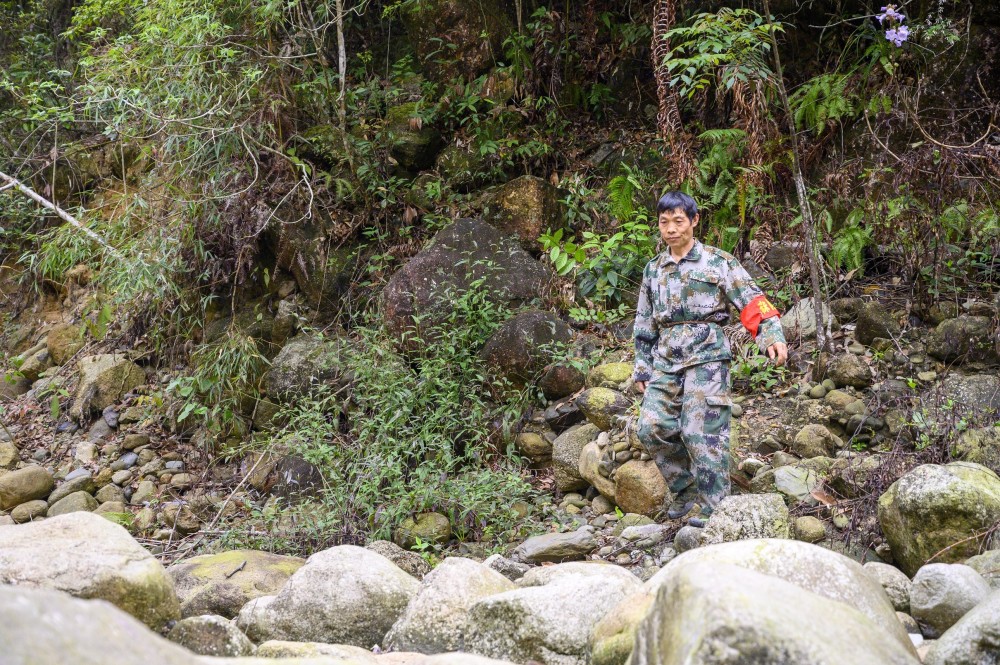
[614,460,667,517]
[483,175,565,252]
[646,539,914,651]
[0,465,54,510]
[0,586,197,665]
[466,562,640,665]
[629,561,919,665]
[856,301,901,345]
[401,0,511,82]
[167,549,305,619]
[70,354,145,420]
[935,373,1000,419]
[878,462,1000,576]
[382,219,550,351]
[0,512,179,629]
[479,310,574,390]
[263,333,356,402]
[923,589,1000,665]
[552,423,600,492]
[926,315,998,365]
[385,557,515,653]
[909,563,991,638]
[700,493,791,545]
[235,545,419,646]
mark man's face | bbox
[658,207,698,250]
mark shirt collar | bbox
[660,240,703,266]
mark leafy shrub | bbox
[265,279,538,549]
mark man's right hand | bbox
[634,381,647,394]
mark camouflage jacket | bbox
[633,240,785,381]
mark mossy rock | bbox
[926,315,999,365]
[587,363,633,389]
[436,143,489,192]
[395,511,452,548]
[483,175,565,253]
[400,0,511,82]
[47,323,85,366]
[385,102,443,171]
[576,387,631,431]
[168,549,306,619]
[952,426,1000,473]
[879,462,1000,576]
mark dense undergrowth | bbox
[2,0,1000,551]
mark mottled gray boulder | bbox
[0,586,196,665]
[856,301,901,345]
[0,512,179,629]
[909,563,991,638]
[926,315,998,365]
[168,549,305,619]
[782,297,837,340]
[552,423,600,492]
[864,562,912,613]
[879,462,1000,576]
[365,539,432,580]
[70,354,145,420]
[923,590,1000,665]
[466,562,639,665]
[47,472,96,505]
[386,557,514,653]
[479,310,573,390]
[773,464,820,503]
[166,614,255,657]
[825,352,874,389]
[965,549,1000,588]
[235,545,419,646]
[701,494,791,545]
[512,526,597,564]
[47,490,98,516]
[792,424,844,458]
[0,465,54,510]
[951,426,1000,473]
[262,333,356,402]
[630,561,919,665]
[645,539,913,652]
[383,219,550,352]
[936,373,1000,418]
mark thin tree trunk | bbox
[335,0,347,138]
[760,0,828,353]
[0,171,122,259]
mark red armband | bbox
[740,295,780,338]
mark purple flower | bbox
[877,5,905,24]
[885,25,910,46]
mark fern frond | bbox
[606,175,637,222]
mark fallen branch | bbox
[0,171,123,260]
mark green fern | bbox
[606,175,637,222]
[790,73,858,135]
[831,210,872,272]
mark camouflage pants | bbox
[636,361,732,512]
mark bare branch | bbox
[0,171,123,259]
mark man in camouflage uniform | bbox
[634,191,787,526]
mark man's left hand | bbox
[766,342,788,367]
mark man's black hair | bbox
[656,191,698,220]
